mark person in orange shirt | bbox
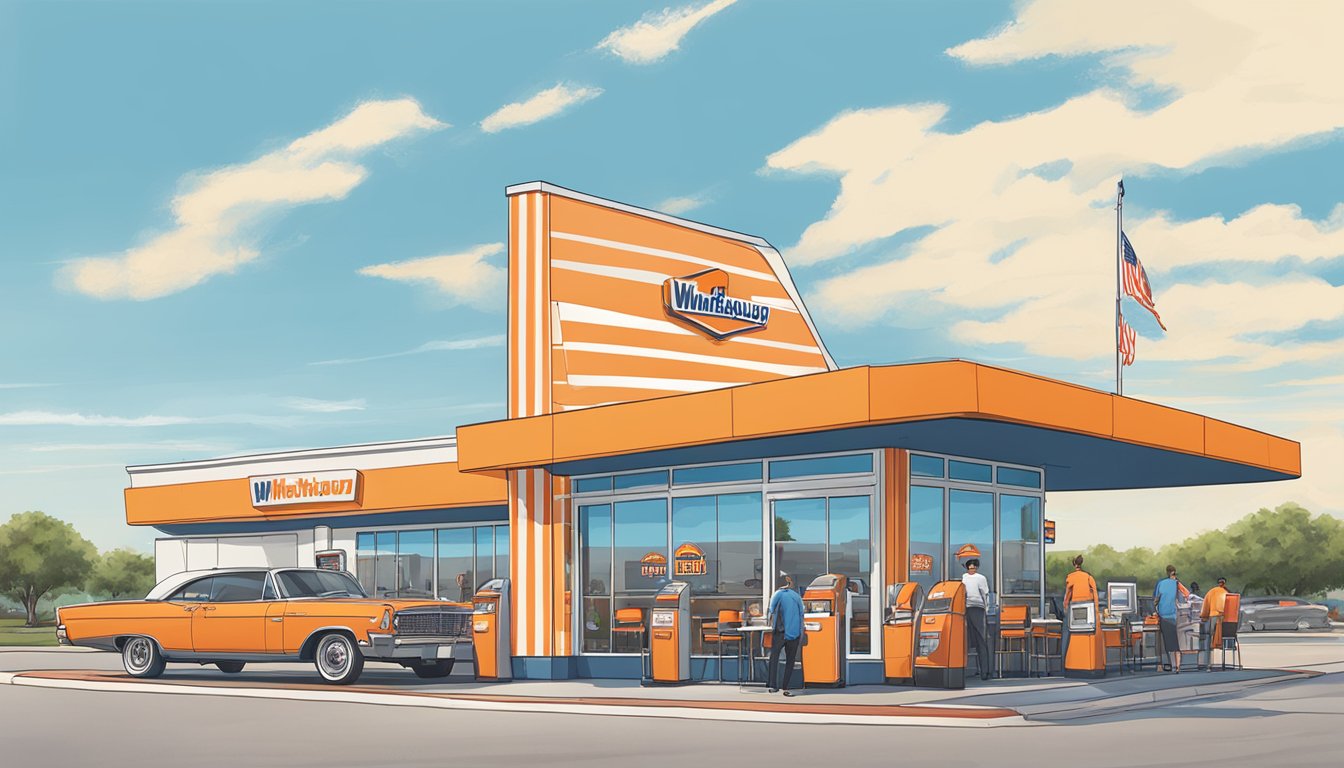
[1062,555,1097,656]
[1201,577,1229,658]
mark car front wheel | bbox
[215,661,245,673]
[314,633,364,685]
[1296,618,1312,631]
[122,636,165,678]
[410,660,454,679]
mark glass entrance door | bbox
[769,491,874,655]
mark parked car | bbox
[1239,596,1331,631]
[56,568,472,684]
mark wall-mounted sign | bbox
[673,542,707,576]
[1044,519,1056,544]
[662,268,771,339]
[955,543,982,560]
[639,551,668,579]
[250,469,359,508]
[910,553,934,574]
[315,550,346,572]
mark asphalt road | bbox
[1,633,1340,768]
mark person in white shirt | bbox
[961,559,992,681]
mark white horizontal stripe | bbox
[551,260,799,314]
[553,231,776,282]
[554,302,826,356]
[749,296,800,314]
[563,341,826,377]
[564,374,737,393]
[552,259,665,286]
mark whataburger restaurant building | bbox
[125,182,1301,683]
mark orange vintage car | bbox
[56,567,472,685]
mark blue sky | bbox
[2,0,1341,553]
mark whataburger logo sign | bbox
[250,469,360,508]
[663,268,771,339]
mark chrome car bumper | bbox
[362,634,461,661]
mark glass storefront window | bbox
[948,460,992,483]
[580,504,612,653]
[612,498,667,653]
[997,466,1042,489]
[717,493,764,596]
[474,526,495,588]
[999,495,1041,596]
[773,497,826,593]
[614,470,669,492]
[375,531,396,597]
[908,486,944,593]
[672,495,717,596]
[355,532,375,595]
[574,476,613,494]
[672,462,761,486]
[437,528,474,603]
[949,489,995,594]
[828,495,872,654]
[769,453,872,481]
[910,454,944,478]
[396,530,434,598]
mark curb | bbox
[0,671,1036,728]
[1017,670,1319,721]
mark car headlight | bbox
[373,609,391,630]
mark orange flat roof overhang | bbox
[456,361,1300,491]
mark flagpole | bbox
[1116,179,1124,396]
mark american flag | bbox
[1119,313,1137,366]
[1121,233,1167,330]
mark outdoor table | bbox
[721,624,773,687]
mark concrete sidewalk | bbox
[0,646,1321,727]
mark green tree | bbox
[87,548,156,600]
[0,512,98,626]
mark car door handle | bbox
[270,617,283,622]
[202,606,217,611]
[288,612,307,617]
[183,605,199,612]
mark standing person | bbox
[1062,555,1097,658]
[962,559,992,681]
[766,574,804,696]
[1153,565,1183,672]
[1201,577,1230,663]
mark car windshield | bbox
[277,570,366,599]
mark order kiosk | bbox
[1064,594,1106,679]
[648,581,691,684]
[883,581,924,685]
[801,574,849,687]
[913,579,966,689]
[472,578,512,681]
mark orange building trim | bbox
[124,462,507,527]
[456,361,1301,482]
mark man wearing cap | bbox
[1201,577,1230,663]
[962,559,992,681]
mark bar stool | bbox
[1029,618,1062,676]
[703,610,744,682]
[995,605,1029,678]
[611,607,647,678]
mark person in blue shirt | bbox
[766,574,804,695]
[1152,564,1183,672]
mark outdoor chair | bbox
[702,609,744,682]
[610,607,648,678]
[995,605,1029,677]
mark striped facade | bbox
[505,182,834,659]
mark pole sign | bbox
[1044,519,1056,544]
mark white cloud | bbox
[765,1,1344,374]
[0,411,200,427]
[309,334,506,366]
[282,397,366,413]
[597,0,737,65]
[24,441,224,453]
[59,99,445,300]
[480,84,602,133]
[359,243,505,308]
[658,194,710,215]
